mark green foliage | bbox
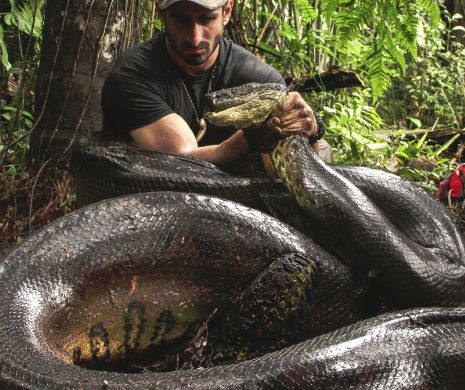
[1,0,44,170]
[262,13,314,75]
[315,89,389,167]
[237,0,441,103]
[0,24,9,69]
[4,0,44,38]
[333,0,373,44]
[331,0,440,101]
[141,0,162,40]
[366,44,392,102]
[294,0,317,25]
[0,104,33,173]
[309,81,460,189]
[392,132,460,191]
[379,11,465,131]
[0,0,44,70]
[418,0,441,26]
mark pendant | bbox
[196,117,207,142]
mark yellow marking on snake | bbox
[205,89,287,129]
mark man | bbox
[101,0,325,172]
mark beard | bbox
[165,28,222,66]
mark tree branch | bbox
[287,66,365,92]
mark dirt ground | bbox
[0,167,76,256]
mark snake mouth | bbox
[204,83,288,129]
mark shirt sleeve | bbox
[101,72,174,135]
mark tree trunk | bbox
[453,0,465,46]
[444,0,465,46]
[29,0,143,169]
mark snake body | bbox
[1,83,465,388]
[2,192,465,388]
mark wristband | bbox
[242,127,260,151]
[308,112,325,143]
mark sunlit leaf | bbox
[0,24,11,70]
[435,134,462,156]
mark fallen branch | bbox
[286,66,365,92]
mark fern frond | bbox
[321,0,339,26]
[385,33,407,75]
[366,45,393,102]
[395,1,420,59]
[335,8,365,43]
[334,0,375,43]
[293,0,318,25]
[416,0,440,26]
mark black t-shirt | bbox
[101,32,285,146]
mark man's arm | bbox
[130,92,318,168]
[130,113,250,169]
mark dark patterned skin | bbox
[1,84,465,388]
[2,192,465,388]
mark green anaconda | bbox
[1,83,465,388]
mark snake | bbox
[1,83,465,388]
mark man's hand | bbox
[243,92,318,153]
[268,92,317,138]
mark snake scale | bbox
[1,83,465,389]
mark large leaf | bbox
[0,24,11,70]
[7,0,44,38]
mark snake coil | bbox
[1,84,465,388]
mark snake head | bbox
[204,83,288,129]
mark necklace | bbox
[178,66,215,143]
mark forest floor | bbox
[0,167,464,258]
[0,167,76,257]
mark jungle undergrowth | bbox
[0,167,75,255]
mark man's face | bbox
[162,1,231,66]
